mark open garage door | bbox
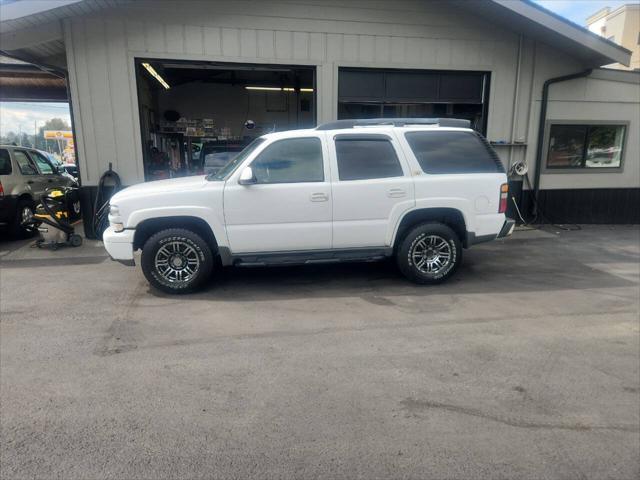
[338,68,490,134]
[135,60,315,181]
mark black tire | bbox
[9,199,35,238]
[396,222,462,285]
[69,234,83,247]
[141,228,214,294]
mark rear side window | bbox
[0,149,11,175]
[251,137,323,184]
[405,131,504,174]
[335,137,403,181]
[13,151,38,175]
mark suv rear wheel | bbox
[141,228,214,294]
[397,222,462,284]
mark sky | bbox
[0,102,71,137]
[0,0,635,135]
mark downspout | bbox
[508,34,524,170]
[532,68,592,215]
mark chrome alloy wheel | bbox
[21,206,33,223]
[411,235,452,275]
[154,241,201,283]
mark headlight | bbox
[108,204,124,232]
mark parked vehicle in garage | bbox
[0,145,78,237]
[59,163,79,181]
[104,118,514,293]
[202,151,237,176]
[42,152,79,182]
[200,142,244,175]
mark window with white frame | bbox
[546,124,626,169]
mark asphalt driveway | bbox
[1,225,638,480]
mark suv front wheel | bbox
[10,199,35,238]
[141,228,214,294]
[397,222,462,284]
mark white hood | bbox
[111,175,209,203]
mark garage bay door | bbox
[338,68,490,133]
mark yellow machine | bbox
[23,187,83,249]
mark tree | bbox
[0,131,33,147]
[1,118,71,150]
[37,118,72,153]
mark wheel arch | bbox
[133,216,218,254]
[392,208,469,250]
[17,193,34,203]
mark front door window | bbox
[250,138,324,184]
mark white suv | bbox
[104,118,514,294]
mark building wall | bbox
[587,5,640,71]
[587,13,608,36]
[541,71,640,190]
[65,0,588,188]
[618,7,640,70]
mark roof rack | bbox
[315,118,471,131]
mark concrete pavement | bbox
[1,225,639,479]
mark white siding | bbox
[65,0,589,186]
[540,75,640,189]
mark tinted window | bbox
[205,152,234,169]
[405,131,503,174]
[204,152,235,175]
[211,138,265,180]
[0,149,11,175]
[251,138,323,184]
[335,138,403,181]
[13,151,38,175]
[30,151,55,174]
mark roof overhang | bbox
[0,0,633,69]
[0,0,83,22]
[0,57,67,102]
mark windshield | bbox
[207,137,266,181]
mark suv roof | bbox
[0,145,36,150]
[260,118,474,142]
[316,118,471,130]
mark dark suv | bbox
[0,146,77,237]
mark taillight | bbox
[0,180,4,197]
[499,183,508,213]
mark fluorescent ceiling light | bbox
[245,86,314,92]
[142,62,170,89]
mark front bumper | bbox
[103,226,135,266]
[497,218,516,238]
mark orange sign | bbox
[44,130,73,140]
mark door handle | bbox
[310,192,329,202]
[27,180,34,184]
[47,179,54,183]
[387,188,406,198]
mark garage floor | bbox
[1,226,639,480]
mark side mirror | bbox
[238,166,256,185]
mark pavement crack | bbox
[399,398,639,433]
[93,281,145,356]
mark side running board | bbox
[232,248,392,267]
